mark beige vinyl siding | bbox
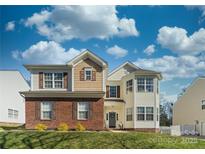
[74,58,103,91]
[173,78,205,126]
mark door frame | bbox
[109,112,116,128]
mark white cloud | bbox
[12,41,82,64]
[157,26,205,55]
[5,21,15,31]
[134,55,205,80]
[106,45,128,59]
[161,92,177,104]
[24,6,139,42]
[143,44,155,55]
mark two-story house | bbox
[104,62,162,132]
[20,50,108,130]
[21,50,162,131]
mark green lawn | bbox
[0,131,205,149]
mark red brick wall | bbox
[25,98,104,130]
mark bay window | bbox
[126,108,133,121]
[146,107,154,121]
[137,77,154,92]
[137,107,145,120]
[136,106,154,121]
[126,79,133,93]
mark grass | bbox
[0,131,205,149]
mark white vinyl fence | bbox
[160,124,200,136]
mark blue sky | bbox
[1,5,205,102]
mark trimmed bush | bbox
[76,122,86,131]
[57,123,69,131]
[35,123,47,131]
[0,127,4,132]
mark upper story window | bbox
[84,68,92,80]
[78,102,89,120]
[202,100,205,110]
[137,77,154,92]
[110,86,117,98]
[44,73,63,89]
[41,102,52,120]
[126,79,133,93]
[8,109,18,119]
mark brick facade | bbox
[25,98,104,130]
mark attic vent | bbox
[124,70,129,75]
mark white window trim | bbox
[8,109,18,119]
[136,106,154,121]
[136,77,154,93]
[126,108,133,121]
[84,68,93,81]
[109,86,117,98]
[77,102,89,120]
[40,102,53,120]
[126,79,133,93]
[43,73,64,89]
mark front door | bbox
[109,112,116,128]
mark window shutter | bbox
[39,72,43,89]
[80,70,84,81]
[117,86,120,98]
[52,102,56,120]
[72,102,77,120]
[106,86,110,98]
[89,102,93,120]
[63,72,68,89]
[35,102,41,120]
[92,71,96,81]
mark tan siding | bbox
[74,58,103,91]
[173,78,205,125]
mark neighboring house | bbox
[0,70,30,125]
[173,77,205,135]
[20,50,162,131]
[104,62,162,132]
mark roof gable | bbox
[108,61,140,80]
[67,49,107,67]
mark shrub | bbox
[0,127,4,132]
[76,122,86,131]
[57,123,69,131]
[35,123,47,131]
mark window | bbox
[126,108,133,121]
[137,77,145,92]
[110,86,117,98]
[137,77,154,92]
[126,79,133,93]
[54,73,63,88]
[41,102,52,120]
[137,107,145,120]
[84,68,92,80]
[78,102,89,120]
[136,106,154,121]
[8,109,18,119]
[146,107,154,121]
[202,100,205,110]
[44,73,63,89]
[44,73,53,88]
[146,78,154,92]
